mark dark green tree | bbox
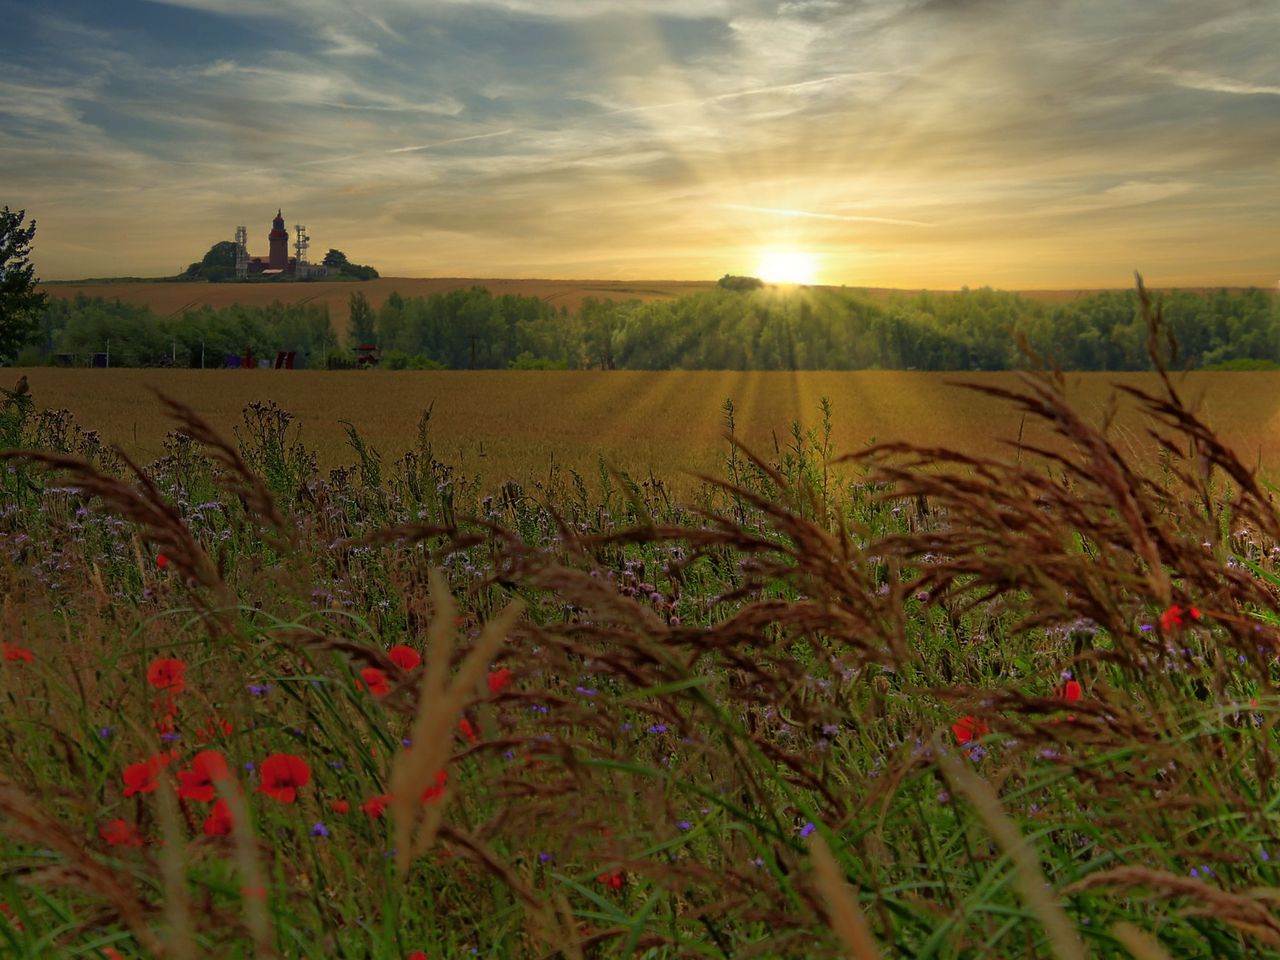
[323,249,349,269]
[0,207,47,363]
[347,291,376,347]
[184,240,238,280]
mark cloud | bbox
[719,204,934,227]
[1151,66,1280,97]
[1033,181,1198,218]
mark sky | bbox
[2,0,1278,287]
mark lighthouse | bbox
[268,209,289,270]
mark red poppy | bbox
[362,793,394,818]
[487,667,512,695]
[597,870,624,890]
[177,750,231,802]
[420,769,448,804]
[1057,680,1082,702]
[103,949,123,960]
[0,901,23,930]
[156,553,169,569]
[407,953,429,960]
[361,667,391,698]
[203,798,232,836]
[257,753,311,803]
[122,756,165,797]
[1,643,32,663]
[146,657,186,693]
[329,798,350,815]
[951,715,989,746]
[196,716,232,742]
[1159,604,1202,631]
[388,645,421,671]
[99,818,145,847]
[458,717,478,743]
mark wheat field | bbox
[10,368,1280,492]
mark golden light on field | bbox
[755,251,818,286]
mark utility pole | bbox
[200,340,205,369]
[105,339,110,369]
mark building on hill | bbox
[237,209,330,279]
[245,210,295,276]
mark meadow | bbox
[2,299,1280,958]
[7,368,1280,495]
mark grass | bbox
[0,284,1279,957]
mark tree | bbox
[184,240,238,280]
[323,249,349,269]
[347,291,375,347]
[0,208,47,364]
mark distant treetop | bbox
[718,274,764,291]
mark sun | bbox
[755,250,817,285]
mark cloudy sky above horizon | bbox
[2,0,1277,287]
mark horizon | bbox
[3,1,1278,288]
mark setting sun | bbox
[755,251,818,286]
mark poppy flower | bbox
[362,793,394,818]
[361,667,391,698]
[458,717,478,743]
[103,949,123,960]
[0,901,23,930]
[122,757,165,797]
[951,715,989,746]
[420,769,448,804]
[177,750,231,802]
[196,716,232,742]
[1160,604,1202,631]
[487,667,512,695]
[1,643,32,663]
[257,753,310,803]
[407,952,429,960]
[388,645,421,671]
[597,870,624,890]
[99,818,145,847]
[203,798,232,836]
[156,553,169,569]
[1057,680,1082,703]
[329,798,350,815]
[146,657,186,694]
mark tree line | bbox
[14,284,1280,371]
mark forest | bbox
[20,284,1279,371]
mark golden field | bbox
[9,368,1280,493]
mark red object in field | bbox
[951,715,989,745]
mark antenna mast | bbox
[293,224,310,279]
[234,225,248,280]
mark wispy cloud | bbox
[1151,66,1280,97]
[719,203,933,227]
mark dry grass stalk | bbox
[217,781,276,957]
[0,779,164,955]
[1111,921,1175,960]
[808,833,882,960]
[390,568,525,876]
[937,745,1087,960]
[1066,867,1280,947]
[154,775,197,960]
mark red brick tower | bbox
[268,209,289,269]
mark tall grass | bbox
[0,281,1276,957]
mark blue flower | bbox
[800,822,816,838]
[310,823,330,838]
[677,820,692,831]
[647,724,667,734]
